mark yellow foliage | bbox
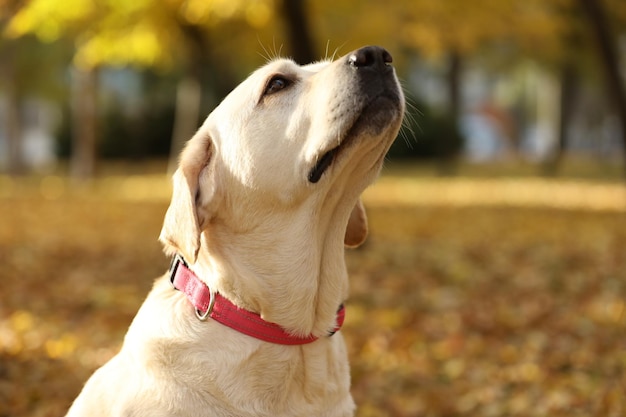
[180,0,245,24]
[44,334,78,359]
[5,0,275,69]
[398,0,568,58]
[312,0,576,63]
[245,1,273,28]
[5,0,626,73]
[6,0,95,40]
[9,310,35,333]
[75,22,172,68]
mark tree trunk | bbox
[447,49,462,129]
[167,75,202,174]
[545,61,579,175]
[70,66,98,181]
[578,0,626,175]
[1,44,24,175]
[438,49,463,175]
[280,0,316,64]
[167,24,209,174]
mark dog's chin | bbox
[307,94,402,184]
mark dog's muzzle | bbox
[308,46,402,184]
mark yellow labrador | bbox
[66,45,404,417]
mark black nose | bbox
[347,46,393,69]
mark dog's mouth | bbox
[307,94,401,184]
[307,123,361,184]
[308,147,339,183]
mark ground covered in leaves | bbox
[1,170,625,417]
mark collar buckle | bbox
[169,254,188,288]
[169,254,215,321]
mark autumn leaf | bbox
[1,170,625,416]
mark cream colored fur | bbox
[66,47,404,417]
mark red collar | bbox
[169,255,346,345]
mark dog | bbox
[66,45,404,417]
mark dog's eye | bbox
[264,76,290,96]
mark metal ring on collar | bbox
[195,289,216,321]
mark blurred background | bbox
[1,1,626,416]
[0,0,625,175]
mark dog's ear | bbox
[159,132,214,264]
[344,199,368,248]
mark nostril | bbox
[382,50,393,65]
[348,49,372,68]
[348,46,393,68]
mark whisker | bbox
[331,42,347,61]
[397,79,421,148]
[257,37,284,62]
[257,41,269,62]
[269,38,284,59]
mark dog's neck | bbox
[193,209,350,338]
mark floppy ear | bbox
[344,199,368,248]
[159,132,214,264]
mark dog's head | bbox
[160,46,405,264]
